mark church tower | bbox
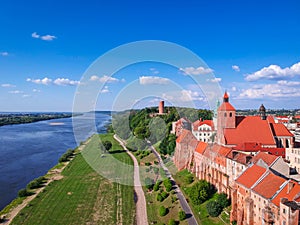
[259,104,266,120]
[216,92,236,144]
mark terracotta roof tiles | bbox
[236,164,267,189]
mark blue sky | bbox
[0,0,300,111]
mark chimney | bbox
[159,101,164,114]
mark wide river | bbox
[0,112,111,210]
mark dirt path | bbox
[114,135,148,225]
[1,137,93,225]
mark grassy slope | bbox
[11,134,135,225]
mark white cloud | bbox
[207,77,222,83]
[32,32,56,41]
[245,62,300,81]
[0,52,9,56]
[53,78,80,86]
[27,77,52,85]
[232,65,240,72]
[22,94,31,98]
[180,66,213,75]
[239,83,300,99]
[231,86,237,91]
[31,32,40,38]
[139,76,170,85]
[277,80,300,86]
[90,75,124,83]
[100,86,110,93]
[1,83,16,88]
[32,89,41,92]
[41,34,56,41]
[27,77,79,86]
[9,90,23,94]
[180,90,204,102]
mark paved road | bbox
[114,135,148,225]
[147,141,199,225]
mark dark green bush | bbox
[18,188,30,197]
[159,206,168,216]
[178,210,186,221]
[206,201,223,217]
[216,193,230,208]
[163,178,172,192]
[168,219,176,225]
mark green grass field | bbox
[11,134,135,225]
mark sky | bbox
[0,0,300,112]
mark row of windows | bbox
[224,112,233,117]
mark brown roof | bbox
[224,116,276,146]
[195,141,208,154]
[251,152,278,166]
[272,180,300,206]
[252,172,285,199]
[218,102,236,111]
[270,123,293,137]
[236,164,267,189]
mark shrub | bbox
[216,193,230,208]
[168,219,176,225]
[161,191,168,199]
[153,183,159,191]
[145,162,151,166]
[103,140,112,151]
[27,176,45,189]
[163,178,172,192]
[153,167,159,174]
[145,177,154,190]
[185,174,194,184]
[206,201,223,217]
[18,188,30,197]
[186,180,214,205]
[159,206,168,216]
[157,193,163,202]
[178,210,186,221]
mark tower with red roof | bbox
[217,92,236,144]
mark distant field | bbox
[11,134,135,225]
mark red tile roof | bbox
[236,164,267,189]
[195,141,208,154]
[270,123,293,137]
[218,102,236,111]
[193,120,214,131]
[227,151,252,165]
[176,129,191,143]
[252,172,286,199]
[272,180,300,206]
[224,116,276,146]
[251,152,278,166]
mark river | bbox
[0,112,111,210]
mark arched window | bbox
[229,112,232,117]
[224,112,227,117]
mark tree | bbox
[206,201,223,217]
[145,177,154,190]
[18,188,30,197]
[184,173,194,184]
[178,210,186,221]
[163,178,172,192]
[103,140,112,151]
[186,180,214,205]
[168,219,176,225]
[159,206,168,216]
[216,193,230,208]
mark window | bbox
[283,208,286,214]
[224,113,227,117]
[230,112,232,117]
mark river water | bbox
[0,112,111,210]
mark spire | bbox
[223,91,229,103]
[259,104,266,120]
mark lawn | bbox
[11,133,135,225]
